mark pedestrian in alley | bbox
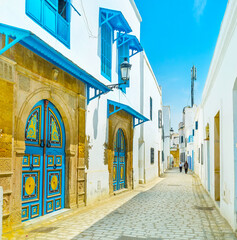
[184,161,188,174]
[179,162,182,172]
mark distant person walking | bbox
[179,162,182,172]
[184,161,188,174]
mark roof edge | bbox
[129,0,142,23]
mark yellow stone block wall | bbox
[171,149,180,168]
[0,38,86,233]
[0,76,14,233]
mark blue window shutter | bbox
[101,22,112,81]
[26,0,42,23]
[45,0,58,10]
[26,0,70,47]
[118,42,129,92]
[43,1,57,34]
[57,15,69,44]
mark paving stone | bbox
[3,169,237,239]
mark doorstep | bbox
[113,188,129,196]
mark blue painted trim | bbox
[117,34,143,57]
[107,100,149,128]
[69,2,81,16]
[0,24,31,55]
[0,23,110,96]
[25,0,71,48]
[87,85,108,104]
[99,8,132,34]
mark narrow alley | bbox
[3,169,236,240]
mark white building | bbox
[179,106,197,169]
[162,106,170,170]
[193,0,237,231]
[0,0,163,232]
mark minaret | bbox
[191,65,197,107]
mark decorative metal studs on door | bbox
[22,100,65,222]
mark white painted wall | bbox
[0,0,163,206]
[141,52,162,182]
[0,0,141,88]
[163,106,170,170]
[193,0,237,231]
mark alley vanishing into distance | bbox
[2,169,236,240]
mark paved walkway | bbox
[3,169,237,239]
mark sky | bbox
[134,0,228,131]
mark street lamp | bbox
[107,57,132,90]
[120,57,131,82]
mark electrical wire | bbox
[79,0,98,38]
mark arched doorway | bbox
[113,129,126,191]
[22,100,65,221]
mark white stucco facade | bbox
[163,106,170,170]
[193,0,237,231]
[0,0,163,211]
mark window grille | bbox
[151,148,154,164]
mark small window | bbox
[150,148,154,164]
[158,110,162,128]
[195,121,198,130]
[162,151,164,162]
[192,129,195,136]
[101,22,112,81]
[180,136,183,143]
[58,0,67,20]
[150,97,153,120]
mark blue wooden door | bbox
[113,129,126,191]
[22,100,65,222]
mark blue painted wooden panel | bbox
[57,15,69,45]
[22,100,65,222]
[26,0,70,47]
[43,2,57,34]
[26,0,42,23]
[101,22,112,81]
[113,129,126,191]
[46,0,58,10]
[44,101,65,215]
[22,101,44,221]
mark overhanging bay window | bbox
[99,8,132,81]
[117,34,143,92]
[26,0,71,47]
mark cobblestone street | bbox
[3,169,237,240]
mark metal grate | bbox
[194,205,214,211]
[30,227,59,233]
